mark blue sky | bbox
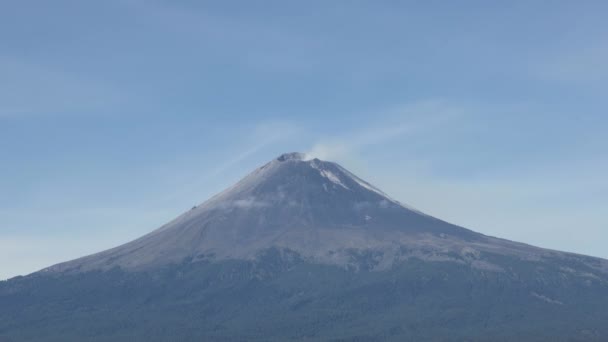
[1,1,607,280]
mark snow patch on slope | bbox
[310,161,350,190]
[320,169,350,189]
[531,292,564,305]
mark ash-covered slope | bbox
[3,153,608,342]
[46,153,607,275]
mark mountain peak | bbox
[46,153,483,273]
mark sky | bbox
[1,0,607,280]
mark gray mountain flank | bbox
[45,152,608,276]
[5,152,608,342]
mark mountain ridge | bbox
[42,152,608,276]
[3,152,608,341]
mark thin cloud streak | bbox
[307,100,463,161]
[161,121,300,204]
[211,121,299,177]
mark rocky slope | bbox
[44,152,607,275]
[2,152,608,341]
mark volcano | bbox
[2,153,608,341]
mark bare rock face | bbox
[45,153,608,275]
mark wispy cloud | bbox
[306,100,463,161]
[211,197,271,210]
[161,120,300,203]
[0,56,123,118]
[209,121,300,176]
